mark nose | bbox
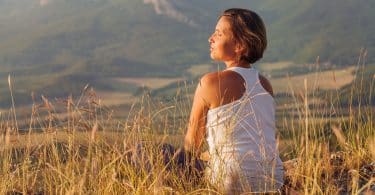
[208,34,214,43]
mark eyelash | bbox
[214,32,222,37]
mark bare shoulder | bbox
[201,70,242,83]
[199,70,246,108]
[200,71,242,89]
[197,71,222,97]
[258,74,274,97]
[194,72,222,108]
[200,71,221,86]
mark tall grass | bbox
[279,55,374,194]
[0,62,374,194]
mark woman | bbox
[184,8,284,193]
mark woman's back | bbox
[184,8,284,194]
[205,67,284,193]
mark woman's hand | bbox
[200,150,210,161]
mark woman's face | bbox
[208,16,239,62]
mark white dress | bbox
[205,67,284,193]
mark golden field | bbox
[0,63,374,194]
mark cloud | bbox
[143,0,197,27]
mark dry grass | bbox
[0,62,374,194]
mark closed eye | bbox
[214,30,223,37]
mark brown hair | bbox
[220,8,267,64]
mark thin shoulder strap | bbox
[226,67,259,93]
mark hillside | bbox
[263,0,374,64]
[0,0,373,107]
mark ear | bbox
[234,43,245,56]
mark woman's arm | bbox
[184,81,209,155]
[184,76,212,155]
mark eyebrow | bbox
[215,28,228,33]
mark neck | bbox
[224,60,251,69]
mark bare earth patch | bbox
[187,64,216,77]
[95,91,136,107]
[257,61,296,72]
[271,66,356,94]
[113,77,185,90]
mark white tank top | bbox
[205,67,284,193]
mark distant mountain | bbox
[262,0,374,64]
[1,0,373,69]
[0,0,373,106]
[0,0,209,74]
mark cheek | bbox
[210,38,237,60]
[219,41,237,58]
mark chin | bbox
[210,53,217,60]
